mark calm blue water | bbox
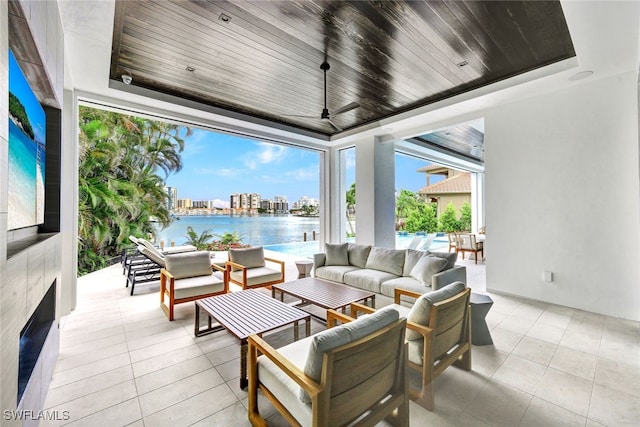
[153,215,321,247]
[8,120,39,229]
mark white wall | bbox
[485,71,640,321]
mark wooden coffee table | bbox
[194,289,311,389]
[272,277,375,321]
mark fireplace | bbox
[18,281,57,404]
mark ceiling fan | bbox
[283,62,359,131]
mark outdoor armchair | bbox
[343,281,472,411]
[226,246,285,290]
[248,306,408,426]
[457,233,484,264]
[160,250,228,320]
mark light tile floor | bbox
[42,252,640,426]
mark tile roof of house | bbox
[418,172,471,195]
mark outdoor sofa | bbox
[313,243,467,306]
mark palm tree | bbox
[346,183,356,236]
[77,106,190,275]
[183,226,215,250]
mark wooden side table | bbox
[470,293,494,345]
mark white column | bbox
[355,136,396,247]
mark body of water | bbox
[153,214,320,247]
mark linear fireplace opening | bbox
[18,281,56,403]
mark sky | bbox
[165,128,439,209]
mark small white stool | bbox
[294,260,314,278]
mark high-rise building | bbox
[164,186,178,211]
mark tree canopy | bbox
[78,106,190,275]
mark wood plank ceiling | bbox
[110,0,575,154]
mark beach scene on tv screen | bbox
[8,50,46,230]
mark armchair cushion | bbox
[229,267,282,287]
[172,274,225,300]
[405,281,466,340]
[347,243,372,268]
[325,243,349,266]
[300,306,399,403]
[409,256,448,286]
[164,251,212,279]
[365,247,405,276]
[229,246,265,270]
[426,250,458,270]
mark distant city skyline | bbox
[165,128,441,208]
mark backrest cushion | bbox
[138,238,164,258]
[426,250,457,270]
[403,249,425,276]
[405,281,466,340]
[138,245,165,267]
[325,243,349,266]
[409,256,448,286]
[347,243,372,268]
[165,251,212,280]
[229,246,265,269]
[301,306,399,403]
[365,247,405,276]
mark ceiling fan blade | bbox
[332,102,359,116]
[327,119,343,131]
[281,114,317,118]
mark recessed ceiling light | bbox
[219,13,231,23]
[185,66,196,72]
[568,70,593,81]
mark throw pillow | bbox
[409,256,447,286]
[426,250,457,270]
[325,243,349,266]
[403,249,425,276]
[165,251,212,280]
[347,243,372,269]
[405,281,466,340]
[365,247,405,276]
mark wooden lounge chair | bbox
[335,282,472,411]
[248,307,408,426]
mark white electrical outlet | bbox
[543,271,554,283]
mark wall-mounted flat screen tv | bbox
[8,49,46,230]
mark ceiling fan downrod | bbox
[321,62,330,120]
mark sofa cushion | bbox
[325,243,349,266]
[347,243,372,269]
[380,277,427,301]
[405,281,466,340]
[229,246,265,270]
[426,250,457,270]
[301,306,399,403]
[365,247,405,276]
[314,265,360,283]
[410,256,448,286]
[164,251,212,280]
[343,269,397,293]
[403,249,425,276]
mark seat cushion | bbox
[229,246,265,270]
[405,281,466,340]
[230,266,282,287]
[258,337,312,426]
[343,269,397,293]
[171,274,225,300]
[165,251,212,279]
[365,247,405,276]
[347,243,372,268]
[162,244,197,254]
[314,265,360,283]
[409,256,448,286]
[380,277,428,303]
[325,243,349,266]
